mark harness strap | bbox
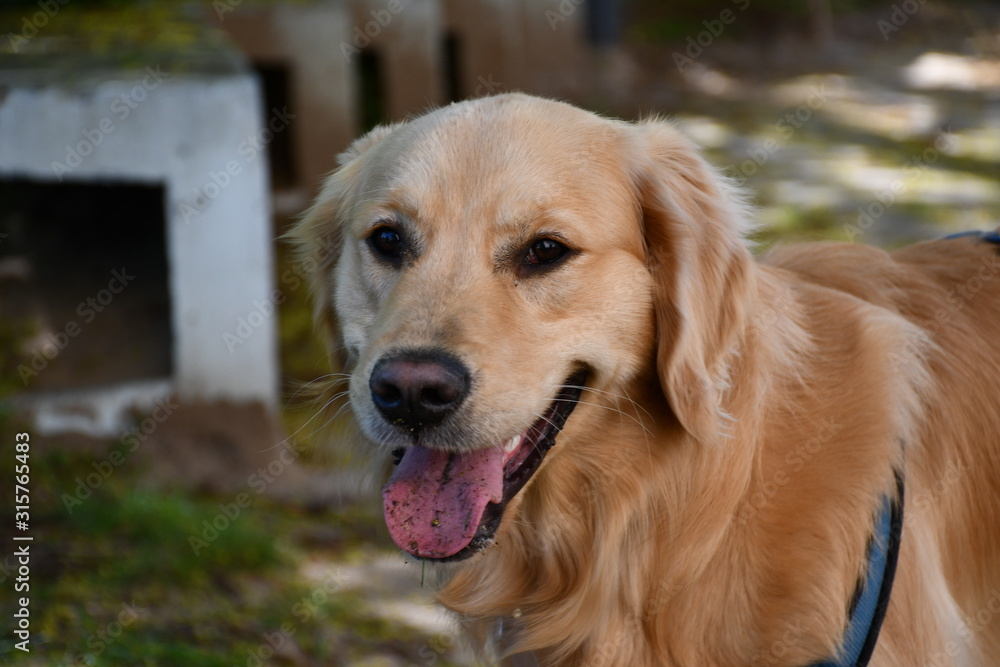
[811,472,904,667]
[499,480,904,667]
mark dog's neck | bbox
[438,268,917,666]
[495,477,904,667]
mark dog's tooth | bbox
[504,435,521,453]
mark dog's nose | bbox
[369,352,471,431]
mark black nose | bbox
[369,352,471,432]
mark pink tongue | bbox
[382,444,504,559]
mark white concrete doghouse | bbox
[0,63,278,436]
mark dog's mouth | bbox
[381,371,587,561]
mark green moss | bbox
[273,218,359,467]
[0,433,457,665]
[0,2,239,73]
[0,315,37,398]
[66,491,280,584]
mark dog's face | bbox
[290,94,753,561]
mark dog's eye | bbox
[524,238,569,267]
[368,226,404,263]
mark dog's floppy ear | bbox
[628,119,756,444]
[284,123,399,361]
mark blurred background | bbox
[0,0,998,664]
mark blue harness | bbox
[810,474,904,667]
[500,225,1000,666]
[502,475,904,667]
[813,226,1000,665]
[943,229,1000,244]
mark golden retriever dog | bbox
[288,93,1000,666]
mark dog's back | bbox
[766,231,1000,663]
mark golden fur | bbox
[288,93,1000,666]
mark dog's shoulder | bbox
[760,234,1000,315]
[760,241,910,309]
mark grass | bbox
[0,316,37,400]
[0,410,463,666]
[0,222,445,665]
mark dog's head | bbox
[288,93,755,561]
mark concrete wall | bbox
[0,70,278,420]
[219,4,356,195]
[351,0,444,119]
[215,0,590,201]
[441,0,587,100]
[218,0,445,195]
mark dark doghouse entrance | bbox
[253,62,298,190]
[0,179,172,394]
